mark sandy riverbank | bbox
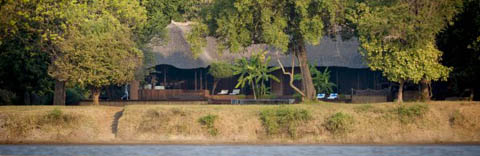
[1,101,479,144]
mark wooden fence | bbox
[139,89,209,101]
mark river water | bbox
[0,145,479,156]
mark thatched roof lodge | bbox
[149,21,367,69]
[134,21,387,102]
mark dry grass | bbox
[1,101,480,144]
[0,106,121,143]
[117,101,480,144]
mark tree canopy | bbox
[350,0,462,102]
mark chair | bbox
[218,90,229,95]
[316,93,326,99]
[327,93,338,100]
[230,89,240,95]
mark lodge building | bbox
[128,21,390,103]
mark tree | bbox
[437,0,480,100]
[48,0,146,105]
[350,0,462,102]
[233,51,279,99]
[0,0,68,105]
[188,0,351,100]
[208,61,235,94]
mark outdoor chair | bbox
[316,93,326,99]
[327,93,338,100]
[218,90,229,95]
[230,89,240,95]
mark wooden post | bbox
[205,72,208,90]
[195,70,197,90]
[200,70,203,90]
[130,80,139,100]
[163,66,167,87]
[357,70,360,89]
[151,75,156,90]
[336,70,339,92]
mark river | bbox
[0,145,479,156]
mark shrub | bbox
[138,109,169,132]
[394,104,429,124]
[324,112,354,135]
[4,108,80,137]
[198,114,218,136]
[449,110,466,127]
[66,87,89,105]
[40,108,78,126]
[0,89,16,105]
[259,107,312,138]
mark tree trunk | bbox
[91,87,101,105]
[296,44,316,100]
[276,57,305,100]
[251,81,257,100]
[397,80,404,103]
[469,88,474,101]
[212,79,219,95]
[420,79,431,102]
[130,80,139,100]
[53,80,66,105]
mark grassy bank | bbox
[1,101,480,144]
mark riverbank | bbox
[1,101,479,144]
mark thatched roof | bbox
[148,21,367,69]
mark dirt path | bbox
[94,107,124,142]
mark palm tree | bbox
[234,51,280,99]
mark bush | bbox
[198,114,218,136]
[40,108,78,126]
[66,88,86,105]
[0,89,16,105]
[394,104,429,124]
[137,109,169,132]
[259,107,311,138]
[4,108,80,137]
[449,110,466,127]
[324,112,354,135]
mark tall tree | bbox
[437,0,480,100]
[0,0,69,105]
[48,0,146,105]
[350,0,462,102]
[188,0,351,100]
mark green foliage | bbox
[349,0,461,85]
[437,0,480,97]
[198,114,219,136]
[4,108,79,137]
[0,0,56,103]
[296,65,336,94]
[233,51,280,99]
[323,112,354,135]
[393,104,429,124]
[39,108,79,127]
[187,0,351,100]
[259,107,312,138]
[208,61,235,79]
[45,108,63,121]
[66,87,87,105]
[48,0,146,93]
[189,0,350,53]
